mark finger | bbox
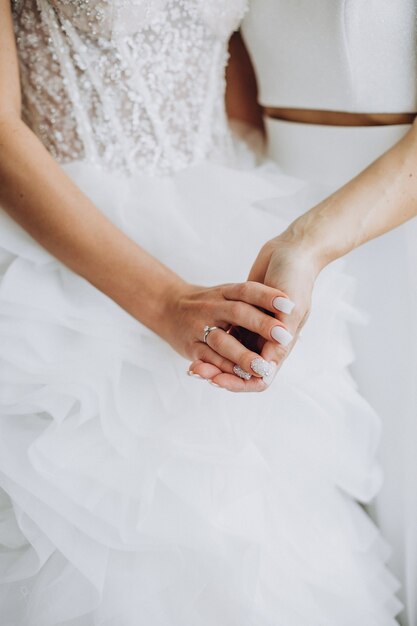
[222,300,294,348]
[260,334,297,373]
[188,359,224,384]
[210,371,269,393]
[223,281,296,316]
[189,361,269,392]
[190,355,277,391]
[189,345,235,377]
[247,245,272,284]
[204,326,275,379]
[188,359,244,388]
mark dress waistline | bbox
[265,117,412,189]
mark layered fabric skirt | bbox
[0,140,403,624]
[265,117,417,626]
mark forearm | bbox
[281,121,417,269]
[0,115,185,332]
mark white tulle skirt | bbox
[0,140,403,624]
[265,117,417,626]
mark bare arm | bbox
[0,3,184,337]
[191,40,417,386]
[225,29,417,261]
[280,123,417,270]
[0,4,295,381]
[191,127,417,386]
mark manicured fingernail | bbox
[250,357,274,378]
[271,325,293,346]
[273,296,295,314]
[233,365,252,380]
[188,370,203,379]
[262,361,278,386]
[209,380,220,387]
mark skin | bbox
[190,32,417,391]
[0,4,293,382]
[263,108,416,127]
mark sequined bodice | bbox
[12,0,247,175]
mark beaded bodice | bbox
[11,0,247,175]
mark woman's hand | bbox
[161,280,294,385]
[247,236,320,367]
[188,236,321,391]
[189,112,417,394]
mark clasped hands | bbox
[166,236,321,392]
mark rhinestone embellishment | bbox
[233,365,252,380]
[250,357,275,378]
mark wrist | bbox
[153,277,192,341]
[278,206,345,272]
[117,256,189,339]
[274,222,330,275]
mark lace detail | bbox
[12,0,247,175]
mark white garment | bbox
[243,0,417,626]
[262,118,417,626]
[242,4,417,622]
[12,0,245,174]
[0,1,402,624]
[242,0,417,113]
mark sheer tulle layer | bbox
[0,159,402,625]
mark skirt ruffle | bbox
[0,158,402,625]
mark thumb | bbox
[247,248,270,283]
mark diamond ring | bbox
[203,325,221,344]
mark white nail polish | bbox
[262,362,278,386]
[188,371,203,379]
[273,296,295,314]
[271,325,293,346]
[233,365,252,380]
[251,357,274,378]
[209,380,220,387]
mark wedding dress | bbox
[0,1,402,624]
[242,3,417,623]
